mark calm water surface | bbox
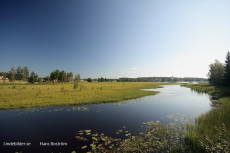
[0,85,212,152]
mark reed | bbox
[183,83,230,152]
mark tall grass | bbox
[183,83,230,152]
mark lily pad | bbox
[81,145,87,149]
[85,130,91,133]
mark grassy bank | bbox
[182,83,230,152]
[0,82,175,110]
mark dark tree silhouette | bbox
[223,51,230,86]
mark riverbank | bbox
[0,82,176,110]
[182,83,230,152]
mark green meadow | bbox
[0,82,175,110]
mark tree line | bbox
[0,67,80,84]
[0,66,29,83]
[49,70,74,83]
[207,51,230,86]
[117,77,207,82]
[97,77,116,82]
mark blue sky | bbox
[1,0,230,78]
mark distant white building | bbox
[0,76,8,80]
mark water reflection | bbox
[209,95,219,107]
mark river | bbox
[0,85,212,153]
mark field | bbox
[0,82,175,110]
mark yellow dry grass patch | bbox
[0,79,28,84]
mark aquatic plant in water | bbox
[75,121,188,152]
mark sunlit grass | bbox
[0,82,175,109]
[183,83,230,152]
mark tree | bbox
[8,67,16,83]
[50,69,60,83]
[207,60,225,86]
[223,51,230,86]
[87,78,92,82]
[69,72,73,83]
[28,71,37,84]
[23,66,29,82]
[54,69,60,83]
[50,71,56,83]
[16,66,23,82]
[66,72,70,82]
[59,70,66,83]
[75,74,81,82]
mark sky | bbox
[1,0,230,79]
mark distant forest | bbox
[0,66,207,84]
[118,77,207,82]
